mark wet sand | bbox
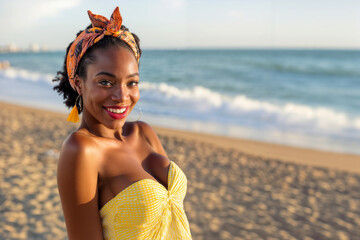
[1,101,360,240]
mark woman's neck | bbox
[79,115,126,142]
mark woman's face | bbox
[80,45,140,130]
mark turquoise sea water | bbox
[0,49,359,154]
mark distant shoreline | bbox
[1,49,359,156]
[2,100,360,174]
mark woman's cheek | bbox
[132,89,140,101]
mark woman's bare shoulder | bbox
[134,121,157,142]
[59,130,101,167]
[134,121,168,158]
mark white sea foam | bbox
[1,67,359,145]
[140,81,360,134]
[0,67,54,84]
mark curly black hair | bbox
[52,24,142,113]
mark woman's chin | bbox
[105,118,127,130]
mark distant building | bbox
[29,43,40,52]
[41,45,49,52]
[7,43,19,52]
[0,43,20,53]
[0,43,49,53]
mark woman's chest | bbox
[97,142,171,209]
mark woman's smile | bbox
[103,105,129,119]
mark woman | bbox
[53,7,192,240]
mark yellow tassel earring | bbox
[67,95,82,123]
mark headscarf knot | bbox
[66,7,140,90]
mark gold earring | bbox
[67,95,82,123]
[135,106,142,121]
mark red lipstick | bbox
[104,106,129,119]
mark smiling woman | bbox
[78,46,140,131]
[52,7,192,240]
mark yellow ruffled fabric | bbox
[99,161,192,240]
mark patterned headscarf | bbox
[66,7,140,90]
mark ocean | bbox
[0,49,359,155]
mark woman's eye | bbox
[128,81,139,87]
[99,80,112,86]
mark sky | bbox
[1,0,360,50]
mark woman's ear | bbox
[74,75,83,95]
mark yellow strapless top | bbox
[99,160,192,240]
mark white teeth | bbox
[107,108,126,114]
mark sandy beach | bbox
[1,101,360,240]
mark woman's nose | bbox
[112,85,129,102]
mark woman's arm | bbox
[57,133,104,240]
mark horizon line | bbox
[2,46,360,53]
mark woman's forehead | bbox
[86,47,139,78]
[92,46,137,64]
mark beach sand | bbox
[1,101,360,240]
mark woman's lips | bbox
[104,106,129,119]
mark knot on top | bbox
[66,7,140,91]
[88,7,123,37]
